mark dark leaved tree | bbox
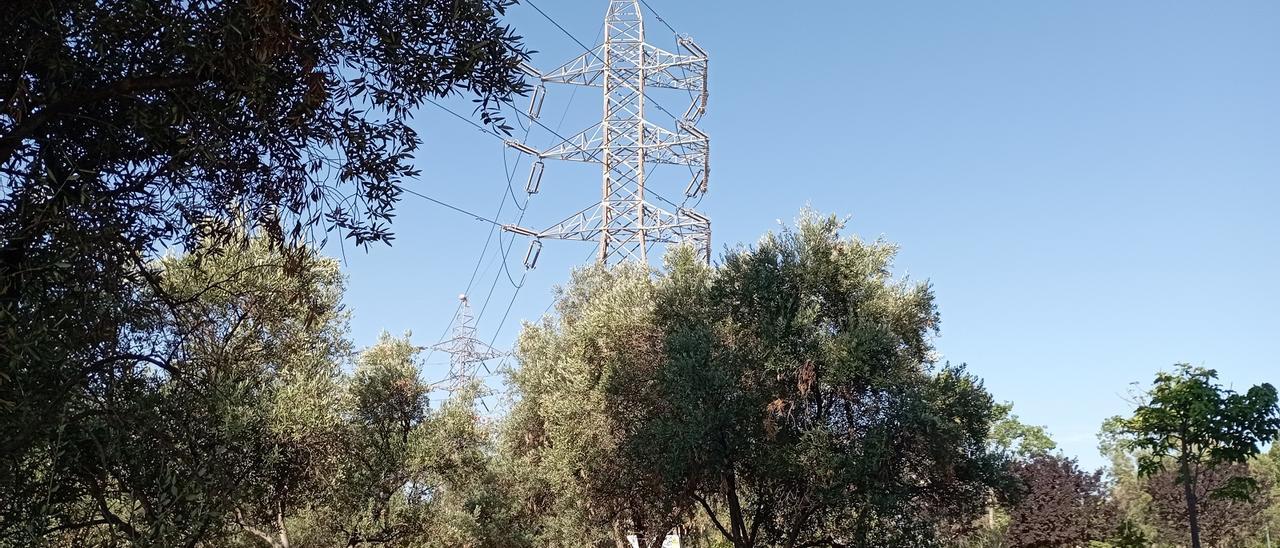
[1145,462,1273,547]
[1004,455,1117,548]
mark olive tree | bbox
[505,212,1016,548]
[0,236,350,546]
[1,1,528,543]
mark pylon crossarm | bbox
[538,124,606,163]
[642,43,707,92]
[542,43,705,92]
[643,202,710,230]
[525,200,706,241]
[536,122,705,167]
[535,204,606,242]
[430,336,506,360]
[644,43,705,71]
[541,47,607,86]
[640,120,708,167]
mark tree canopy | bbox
[1144,462,1273,547]
[1,0,526,249]
[505,213,1017,548]
[1,2,528,544]
[989,403,1057,459]
[1110,364,1280,548]
[1004,455,1117,548]
[1,235,519,546]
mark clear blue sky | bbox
[329,1,1280,470]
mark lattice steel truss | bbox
[503,0,711,265]
[431,294,506,392]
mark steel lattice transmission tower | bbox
[431,294,506,391]
[504,0,711,265]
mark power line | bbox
[639,0,679,36]
[502,97,580,150]
[421,4,702,376]
[526,1,595,55]
[486,268,528,350]
[463,153,522,296]
[473,246,508,331]
[631,0,700,127]
[552,24,604,134]
[490,110,538,292]
[421,94,537,295]
[402,187,505,227]
[471,104,539,333]
[475,23,604,317]
[465,221,501,295]
[489,242,597,378]
[496,227,528,288]
[467,20,603,353]
[501,148,527,212]
[424,97,505,140]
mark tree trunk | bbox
[1181,458,1201,548]
[276,502,290,548]
[613,519,630,548]
[723,470,748,548]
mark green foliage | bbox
[1264,445,1280,548]
[990,403,1057,458]
[1118,365,1280,496]
[164,238,350,548]
[299,333,526,548]
[505,263,685,547]
[680,213,1015,547]
[0,236,352,546]
[1109,364,1280,548]
[0,237,526,547]
[0,3,527,541]
[1109,519,1150,548]
[1,0,527,248]
[506,212,1016,548]
[1144,463,1273,547]
[950,517,1010,548]
[1098,417,1159,544]
[325,332,437,545]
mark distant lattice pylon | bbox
[431,294,506,392]
[503,0,711,266]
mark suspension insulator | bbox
[523,240,543,270]
[528,85,546,120]
[526,161,545,195]
[685,171,705,198]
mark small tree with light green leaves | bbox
[989,403,1057,459]
[1109,364,1280,548]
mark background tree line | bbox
[959,371,1279,548]
[4,209,1275,547]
